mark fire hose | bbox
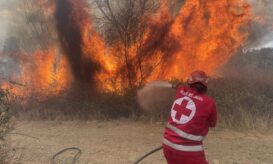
[50,146,162,164]
[134,146,163,164]
[51,147,82,164]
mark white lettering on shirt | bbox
[180,90,203,101]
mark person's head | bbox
[187,70,209,93]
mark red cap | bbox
[187,70,209,87]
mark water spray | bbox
[145,81,173,88]
[134,81,175,163]
[137,81,175,113]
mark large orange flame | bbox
[161,0,251,79]
[2,0,252,96]
[20,48,71,98]
[97,0,252,92]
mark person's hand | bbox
[171,82,182,89]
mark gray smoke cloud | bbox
[0,1,8,51]
[0,0,20,80]
[246,0,273,50]
[0,0,19,52]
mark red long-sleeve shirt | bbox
[163,85,217,150]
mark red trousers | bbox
[163,145,208,164]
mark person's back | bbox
[163,71,217,164]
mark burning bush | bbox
[54,0,252,92]
[2,0,273,130]
[3,0,252,95]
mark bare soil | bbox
[6,121,273,164]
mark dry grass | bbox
[0,89,13,139]
[0,89,14,163]
[208,74,273,130]
[10,74,273,130]
[0,141,10,164]
[14,90,140,121]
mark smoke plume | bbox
[246,0,273,50]
[55,0,101,88]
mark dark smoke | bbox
[55,0,100,88]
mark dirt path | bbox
[6,121,273,164]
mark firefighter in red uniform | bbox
[163,70,217,164]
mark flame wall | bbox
[3,0,252,96]
[54,0,251,92]
[142,0,252,81]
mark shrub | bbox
[14,75,273,130]
[0,89,13,163]
[0,89,12,139]
[208,75,273,130]
[15,89,141,121]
